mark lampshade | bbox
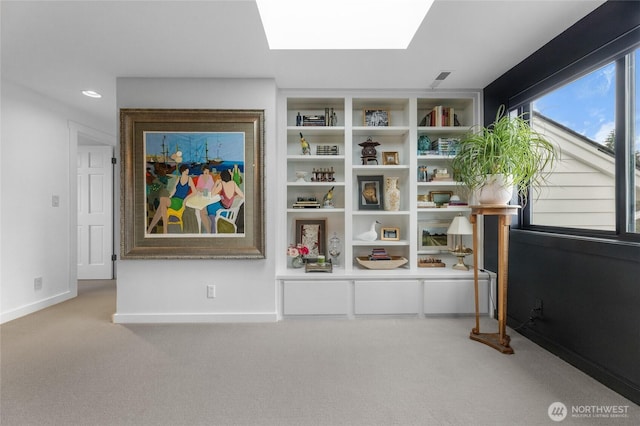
[447,215,473,235]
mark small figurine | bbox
[322,186,335,208]
[299,132,310,155]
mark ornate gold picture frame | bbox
[120,108,265,259]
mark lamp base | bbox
[452,258,469,270]
[450,251,471,270]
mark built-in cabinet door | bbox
[354,280,420,315]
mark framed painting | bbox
[120,108,265,259]
[364,108,390,127]
[382,151,399,165]
[357,175,384,210]
[418,220,453,254]
[295,219,326,258]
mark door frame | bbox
[69,121,116,291]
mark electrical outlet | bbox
[529,298,544,322]
[534,299,544,317]
[207,284,216,299]
[34,277,43,291]
[52,195,60,207]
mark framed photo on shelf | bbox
[363,108,390,127]
[120,108,265,259]
[357,175,384,210]
[418,220,453,253]
[295,219,326,258]
[381,227,400,241]
[382,151,399,165]
[429,191,453,206]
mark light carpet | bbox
[1,280,637,425]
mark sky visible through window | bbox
[533,49,640,151]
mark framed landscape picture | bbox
[418,220,452,254]
[120,108,265,259]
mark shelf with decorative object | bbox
[278,90,485,317]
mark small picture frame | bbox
[429,191,453,206]
[418,220,453,253]
[382,151,399,165]
[381,227,400,241]
[364,108,390,127]
[357,175,384,210]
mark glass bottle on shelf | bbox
[328,232,341,266]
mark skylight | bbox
[256,0,434,50]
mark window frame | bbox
[513,47,640,244]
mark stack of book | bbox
[292,197,321,209]
[316,145,340,155]
[432,138,460,156]
[369,248,392,261]
[302,115,326,126]
[431,168,453,182]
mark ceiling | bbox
[1,0,606,132]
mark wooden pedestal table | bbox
[469,205,520,354]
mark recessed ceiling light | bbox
[82,90,102,98]
[256,0,434,50]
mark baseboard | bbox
[513,322,640,405]
[0,290,76,324]
[111,312,278,324]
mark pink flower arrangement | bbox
[287,244,309,258]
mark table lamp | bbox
[447,214,473,270]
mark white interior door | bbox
[77,145,113,279]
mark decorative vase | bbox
[384,177,401,211]
[291,255,305,268]
[478,174,514,205]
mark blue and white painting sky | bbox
[144,132,244,163]
[533,49,639,150]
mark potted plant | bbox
[451,105,557,205]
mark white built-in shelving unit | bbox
[276,90,490,318]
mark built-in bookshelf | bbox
[276,90,488,318]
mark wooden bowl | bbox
[355,256,408,270]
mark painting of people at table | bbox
[144,131,245,235]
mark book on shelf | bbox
[292,202,321,208]
[316,145,340,155]
[368,248,392,261]
[420,106,461,127]
[302,115,326,126]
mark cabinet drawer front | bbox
[424,279,488,314]
[354,280,420,315]
[283,281,349,315]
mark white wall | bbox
[114,78,278,323]
[0,81,111,323]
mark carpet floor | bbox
[1,280,638,425]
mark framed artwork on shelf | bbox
[357,175,384,210]
[120,108,265,259]
[429,191,453,206]
[363,108,390,127]
[418,220,453,254]
[382,151,399,165]
[295,219,327,258]
[381,227,400,241]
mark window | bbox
[630,49,639,233]
[526,48,639,237]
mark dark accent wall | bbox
[483,0,640,404]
